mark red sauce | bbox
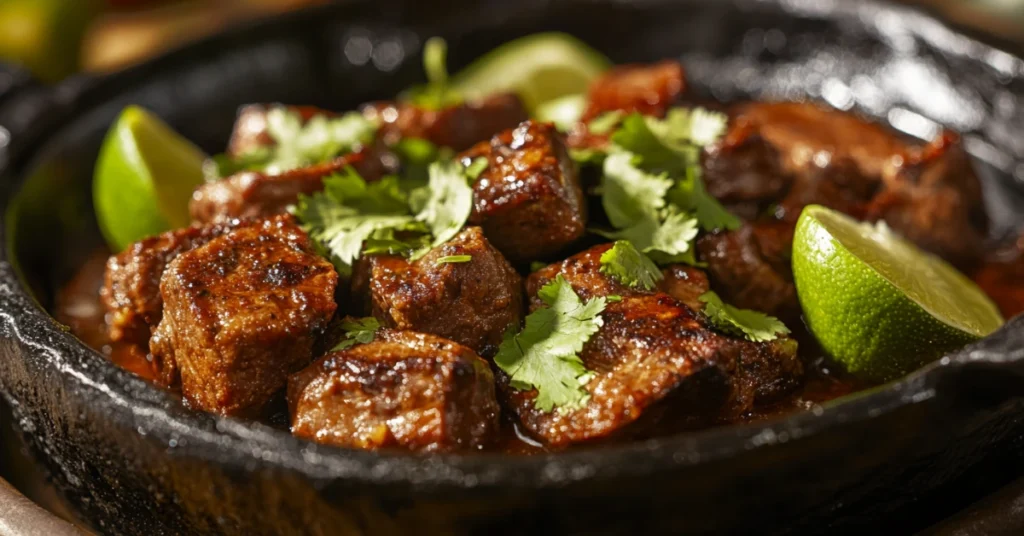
[54,239,1024,453]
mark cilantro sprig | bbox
[331,317,381,351]
[292,161,474,274]
[495,275,607,412]
[698,291,790,342]
[206,107,377,180]
[405,37,463,110]
[599,241,663,291]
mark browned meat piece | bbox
[150,216,338,415]
[362,93,527,151]
[458,120,586,262]
[190,141,391,224]
[702,130,792,220]
[226,104,336,156]
[696,223,797,320]
[581,60,686,121]
[514,245,802,446]
[659,265,710,311]
[101,221,240,350]
[355,227,522,357]
[723,102,987,264]
[867,132,988,265]
[288,329,500,451]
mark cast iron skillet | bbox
[2,0,1024,534]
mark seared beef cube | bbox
[696,223,797,319]
[355,227,522,357]
[101,221,239,351]
[581,60,686,121]
[190,141,391,224]
[362,93,527,151]
[459,120,586,262]
[226,104,336,157]
[288,329,500,451]
[867,132,988,266]
[150,216,338,415]
[702,132,792,220]
[516,244,801,446]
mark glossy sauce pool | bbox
[55,243,1024,454]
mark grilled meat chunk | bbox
[150,216,338,415]
[581,60,686,121]
[660,265,711,312]
[702,132,792,220]
[459,120,586,262]
[353,227,522,357]
[697,223,797,319]
[101,221,240,350]
[362,93,527,151]
[189,142,390,224]
[288,329,500,451]
[512,244,802,446]
[723,101,987,265]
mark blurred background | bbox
[0,0,1022,83]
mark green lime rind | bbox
[451,32,610,112]
[94,106,207,251]
[792,205,1003,382]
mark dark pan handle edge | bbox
[934,314,1024,402]
[0,477,88,536]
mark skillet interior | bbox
[2,0,1024,533]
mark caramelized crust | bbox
[362,93,527,151]
[355,227,523,357]
[150,216,337,414]
[288,329,500,452]
[460,120,586,263]
[515,245,802,447]
[581,60,686,121]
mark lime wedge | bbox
[0,0,96,82]
[792,205,1004,381]
[451,33,610,112]
[94,106,207,251]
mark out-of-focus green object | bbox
[0,0,99,82]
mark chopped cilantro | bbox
[569,147,606,166]
[599,241,663,291]
[530,261,548,273]
[262,108,377,175]
[331,317,381,351]
[464,157,489,181]
[436,254,472,264]
[412,160,475,254]
[698,291,790,342]
[587,110,625,135]
[494,274,607,412]
[667,165,740,232]
[203,147,272,181]
[406,37,463,110]
[607,295,623,302]
[600,151,671,229]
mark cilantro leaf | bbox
[406,37,463,110]
[494,274,607,412]
[599,241,663,290]
[436,254,472,264]
[464,157,489,181]
[667,165,741,232]
[587,110,625,135]
[698,291,790,342]
[331,317,381,351]
[611,113,686,171]
[413,160,475,252]
[203,147,273,181]
[262,108,377,175]
[595,207,700,266]
[601,150,671,229]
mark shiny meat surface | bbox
[697,223,797,319]
[189,141,392,224]
[512,244,802,446]
[361,93,527,151]
[354,227,522,357]
[288,329,500,451]
[150,216,338,415]
[101,221,240,349]
[459,120,586,263]
[581,60,686,121]
[702,133,792,220]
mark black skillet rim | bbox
[1,0,1023,492]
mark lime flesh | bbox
[94,106,207,251]
[792,205,1003,381]
[451,33,610,112]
